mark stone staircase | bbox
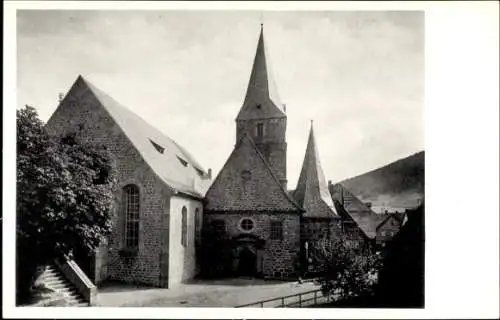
[36,264,89,307]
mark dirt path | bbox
[96,278,320,307]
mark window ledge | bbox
[119,247,138,257]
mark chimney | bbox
[328,180,332,186]
[207,168,212,179]
[58,92,65,103]
[365,202,372,208]
[283,103,286,113]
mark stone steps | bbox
[37,264,88,307]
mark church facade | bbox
[45,25,378,287]
[46,75,212,288]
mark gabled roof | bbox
[333,201,371,239]
[237,25,286,121]
[329,183,384,239]
[63,75,212,198]
[376,213,404,231]
[294,124,338,218]
[205,133,303,212]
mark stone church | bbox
[46,25,376,288]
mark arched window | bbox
[195,208,201,233]
[256,122,264,140]
[123,184,140,249]
[181,206,188,247]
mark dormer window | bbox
[256,104,262,109]
[177,155,188,167]
[194,167,204,177]
[149,139,165,154]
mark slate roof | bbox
[205,133,303,212]
[75,75,212,198]
[329,183,385,239]
[293,124,338,218]
[237,25,286,120]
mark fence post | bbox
[281,297,285,307]
[260,301,264,308]
[299,293,302,307]
[314,291,317,305]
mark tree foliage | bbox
[16,105,117,303]
[309,236,381,302]
[374,204,425,307]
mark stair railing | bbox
[54,255,97,306]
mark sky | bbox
[16,10,424,188]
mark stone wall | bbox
[204,134,298,212]
[236,118,286,143]
[204,212,300,279]
[94,241,109,285]
[46,77,174,287]
[236,117,287,188]
[301,218,343,243]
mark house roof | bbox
[76,75,212,198]
[329,183,384,239]
[333,201,371,239]
[294,124,338,218]
[236,25,286,121]
[205,133,303,212]
[376,213,405,230]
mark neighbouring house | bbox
[375,213,405,246]
[46,75,212,288]
[328,182,384,246]
[371,206,413,214]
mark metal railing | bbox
[235,288,335,308]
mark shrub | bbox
[309,236,381,302]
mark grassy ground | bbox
[96,278,320,307]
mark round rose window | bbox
[240,218,255,232]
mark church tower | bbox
[236,24,288,189]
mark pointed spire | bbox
[294,122,338,217]
[237,25,285,120]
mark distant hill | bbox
[339,151,424,211]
